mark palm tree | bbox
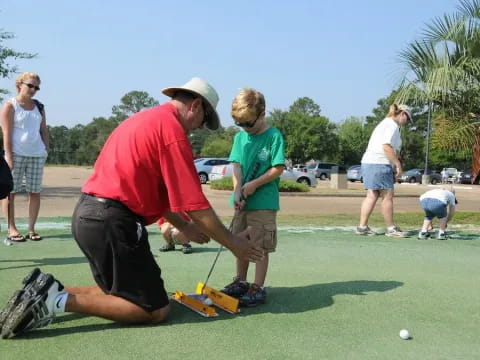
[396,0,480,154]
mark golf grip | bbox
[201,161,261,291]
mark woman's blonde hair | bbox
[15,72,41,93]
[231,88,265,122]
[387,104,403,118]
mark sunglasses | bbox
[235,113,261,128]
[23,82,40,91]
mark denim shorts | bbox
[361,164,394,190]
[421,198,447,220]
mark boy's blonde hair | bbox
[15,72,41,93]
[231,88,265,122]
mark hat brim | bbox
[162,87,220,130]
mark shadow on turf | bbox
[168,280,404,323]
[0,256,88,270]
[6,280,403,338]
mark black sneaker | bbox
[0,268,42,331]
[239,284,266,307]
[221,277,250,298]
[182,244,193,254]
[159,243,175,252]
[1,276,65,339]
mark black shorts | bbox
[71,194,169,312]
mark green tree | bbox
[0,30,36,101]
[201,138,232,157]
[288,97,321,117]
[111,91,159,122]
[396,0,480,154]
[337,117,369,167]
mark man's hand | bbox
[231,227,264,263]
[181,222,210,244]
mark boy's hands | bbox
[241,181,257,198]
[231,227,264,263]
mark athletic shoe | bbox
[0,290,25,332]
[182,244,193,254]
[221,277,250,299]
[1,276,65,339]
[417,231,430,240]
[1,294,51,339]
[355,226,377,236]
[159,243,175,252]
[385,226,409,238]
[239,284,266,307]
[0,268,42,331]
[437,232,448,240]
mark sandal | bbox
[7,234,26,242]
[26,232,42,241]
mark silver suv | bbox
[306,162,339,180]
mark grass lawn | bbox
[0,222,479,359]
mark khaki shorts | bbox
[232,210,277,253]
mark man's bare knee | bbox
[151,304,170,324]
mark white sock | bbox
[53,293,68,313]
[421,228,428,233]
[387,226,396,232]
[439,230,446,235]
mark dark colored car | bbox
[460,170,473,184]
[398,168,441,185]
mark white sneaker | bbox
[0,275,65,339]
[437,232,448,240]
[417,231,430,240]
[356,226,377,236]
[385,226,409,238]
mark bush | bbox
[209,177,310,192]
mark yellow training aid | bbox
[172,291,218,317]
[196,282,240,314]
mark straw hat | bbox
[162,77,220,130]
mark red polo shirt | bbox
[82,102,211,225]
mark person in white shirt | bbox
[0,72,49,242]
[356,104,413,237]
[418,188,457,240]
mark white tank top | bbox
[9,97,47,157]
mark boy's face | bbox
[234,112,265,134]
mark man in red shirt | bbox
[0,78,264,339]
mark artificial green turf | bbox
[0,226,479,359]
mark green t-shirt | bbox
[228,127,285,210]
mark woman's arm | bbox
[39,108,49,151]
[1,102,15,168]
[383,144,402,180]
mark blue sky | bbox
[1,0,458,128]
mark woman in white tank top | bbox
[0,72,49,242]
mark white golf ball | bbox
[399,329,410,340]
[203,298,213,306]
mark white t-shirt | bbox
[361,117,401,165]
[420,189,456,207]
[9,97,47,157]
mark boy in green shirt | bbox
[221,88,285,306]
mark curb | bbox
[208,189,419,198]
